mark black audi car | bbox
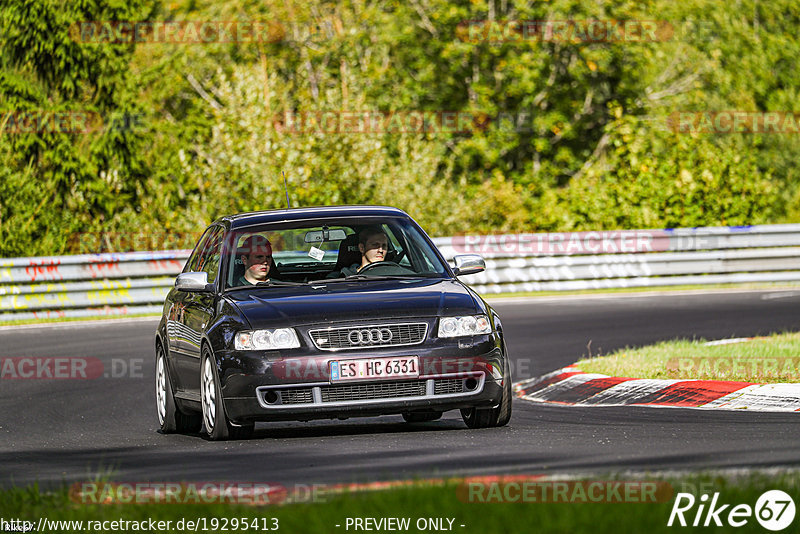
[155,206,512,440]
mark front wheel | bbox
[201,348,254,441]
[461,358,512,429]
[155,343,201,434]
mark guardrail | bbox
[432,224,800,293]
[0,251,189,321]
[2,224,800,321]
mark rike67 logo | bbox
[668,490,796,531]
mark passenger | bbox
[339,226,389,276]
[237,235,274,285]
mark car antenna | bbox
[282,171,291,209]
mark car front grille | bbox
[260,375,483,408]
[320,380,426,402]
[281,388,313,404]
[308,322,428,350]
[434,378,464,395]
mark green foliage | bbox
[1,0,799,256]
[0,0,156,255]
[535,114,777,230]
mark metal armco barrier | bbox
[2,224,800,321]
[0,251,190,321]
[432,224,800,293]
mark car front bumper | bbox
[216,334,507,424]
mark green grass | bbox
[576,332,800,383]
[2,473,799,533]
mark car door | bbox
[167,227,212,381]
[174,225,224,396]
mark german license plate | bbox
[330,356,419,382]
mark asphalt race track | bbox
[2,289,799,489]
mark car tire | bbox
[201,347,254,441]
[402,411,443,423]
[156,342,201,434]
[460,356,512,429]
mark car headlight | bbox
[438,315,491,338]
[235,328,301,350]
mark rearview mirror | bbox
[175,272,213,292]
[452,254,486,276]
[304,228,348,243]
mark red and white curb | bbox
[514,365,800,412]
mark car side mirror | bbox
[452,254,486,276]
[175,272,213,292]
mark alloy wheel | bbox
[202,357,217,433]
[155,350,167,426]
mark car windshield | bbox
[224,217,449,289]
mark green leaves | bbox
[1,0,799,256]
[0,0,156,254]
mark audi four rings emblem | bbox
[348,328,393,345]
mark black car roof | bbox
[218,205,411,230]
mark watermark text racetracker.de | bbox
[449,229,720,256]
[667,357,800,380]
[668,111,800,135]
[0,357,143,380]
[459,479,673,503]
[457,19,721,45]
[70,21,284,44]
[457,19,674,43]
[70,16,348,45]
[70,481,326,505]
[0,110,145,135]
[272,356,533,381]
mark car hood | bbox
[225,278,481,328]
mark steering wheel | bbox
[357,261,415,275]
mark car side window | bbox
[195,226,224,284]
[184,227,213,273]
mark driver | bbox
[340,226,389,276]
[237,235,274,285]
